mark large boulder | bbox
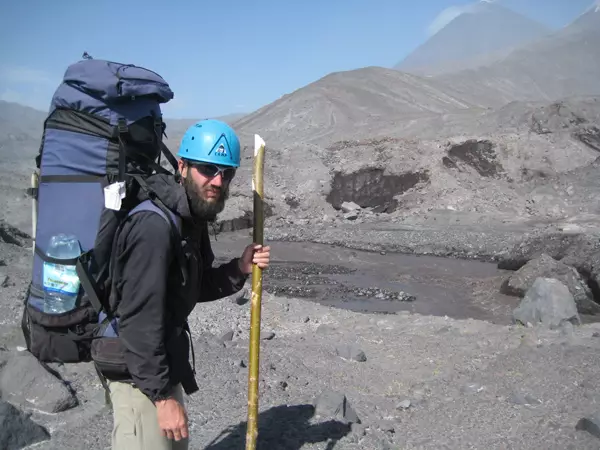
[497,232,599,271]
[0,400,50,450]
[513,277,581,328]
[0,351,78,414]
[561,246,600,300]
[502,253,600,315]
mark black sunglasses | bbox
[190,162,236,181]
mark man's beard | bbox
[183,171,229,221]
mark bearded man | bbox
[104,119,270,450]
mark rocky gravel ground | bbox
[2,218,600,449]
[4,283,600,449]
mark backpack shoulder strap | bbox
[117,198,187,288]
[128,199,182,234]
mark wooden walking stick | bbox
[246,134,266,450]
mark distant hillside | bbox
[394,1,552,75]
[233,66,477,145]
[431,7,600,107]
[572,0,600,29]
[0,101,45,161]
[0,101,47,233]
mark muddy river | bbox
[213,233,521,325]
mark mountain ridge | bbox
[393,1,552,75]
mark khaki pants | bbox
[108,380,188,450]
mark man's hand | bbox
[155,398,188,441]
[239,244,271,275]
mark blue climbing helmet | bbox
[176,119,241,168]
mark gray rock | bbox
[220,330,234,342]
[377,420,396,434]
[508,391,542,405]
[576,412,600,439]
[313,390,360,424]
[0,351,78,413]
[0,400,50,450]
[262,331,276,340]
[336,344,367,362]
[396,399,412,410]
[503,253,600,315]
[341,201,361,213]
[232,288,249,305]
[512,278,581,329]
[343,211,359,221]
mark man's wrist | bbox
[237,257,250,276]
[152,394,174,405]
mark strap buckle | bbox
[117,118,128,136]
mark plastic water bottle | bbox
[43,234,82,314]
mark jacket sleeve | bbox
[199,257,249,302]
[197,223,249,302]
[115,212,173,402]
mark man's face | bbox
[180,161,236,221]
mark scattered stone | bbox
[377,420,396,434]
[232,288,249,305]
[0,351,78,413]
[266,285,317,298]
[336,344,367,362]
[262,331,276,340]
[303,316,310,323]
[512,278,581,329]
[396,399,411,410]
[0,220,30,247]
[508,392,542,405]
[220,330,234,342]
[576,412,600,439]
[0,400,50,450]
[313,390,361,424]
[341,201,361,213]
[0,274,9,288]
[332,285,416,302]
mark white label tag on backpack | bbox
[104,181,126,210]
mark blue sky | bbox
[0,0,593,119]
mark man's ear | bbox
[178,159,187,178]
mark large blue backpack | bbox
[21,55,184,364]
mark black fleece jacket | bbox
[109,174,248,402]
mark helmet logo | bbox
[215,144,227,157]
